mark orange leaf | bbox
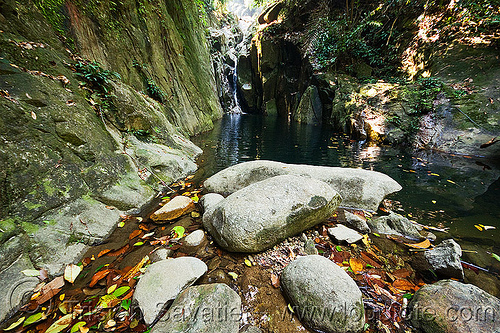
[122,289,134,300]
[107,244,130,257]
[270,273,280,288]
[405,239,431,249]
[89,269,111,288]
[393,279,415,291]
[349,258,364,273]
[97,249,111,258]
[129,230,142,240]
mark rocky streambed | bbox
[2,161,500,333]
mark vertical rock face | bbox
[293,85,323,125]
[0,0,220,320]
[65,0,222,136]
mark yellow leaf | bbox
[59,293,65,301]
[474,224,484,231]
[46,314,72,333]
[405,239,431,249]
[228,272,238,280]
[107,284,117,294]
[431,200,436,204]
[117,221,125,228]
[244,259,252,267]
[64,264,82,284]
[349,258,364,273]
[191,212,200,218]
[4,317,25,331]
[447,179,457,184]
[362,234,370,247]
[430,173,439,176]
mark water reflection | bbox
[192,114,500,245]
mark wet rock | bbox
[203,160,401,211]
[328,224,363,244]
[342,210,371,234]
[152,283,241,333]
[0,255,39,323]
[408,279,500,333]
[149,247,173,263]
[151,196,194,223]
[281,255,365,333]
[184,229,206,247]
[203,175,341,252]
[424,239,464,280]
[134,257,207,325]
[368,212,423,240]
[293,85,323,125]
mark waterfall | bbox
[210,0,261,114]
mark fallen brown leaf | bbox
[270,273,280,288]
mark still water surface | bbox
[192,114,500,247]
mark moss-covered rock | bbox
[0,0,210,289]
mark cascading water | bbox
[209,0,261,114]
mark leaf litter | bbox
[2,176,497,333]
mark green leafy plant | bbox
[75,61,121,93]
[145,79,166,103]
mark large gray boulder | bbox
[424,239,463,280]
[203,160,401,211]
[134,257,207,325]
[408,279,500,333]
[281,255,365,333]
[152,283,241,333]
[203,175,341,253]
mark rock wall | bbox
[0,0,222,322]
[241,0,500,159]
[65,0,222,136]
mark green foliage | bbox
[132,61,166,103]
[75,61,121,93]
[405,77,443,116]
[33,0,66,35]
[145,79,166,103]
[307,5,400,73]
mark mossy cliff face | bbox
[55,0,221,136]
[0,0,219,321]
